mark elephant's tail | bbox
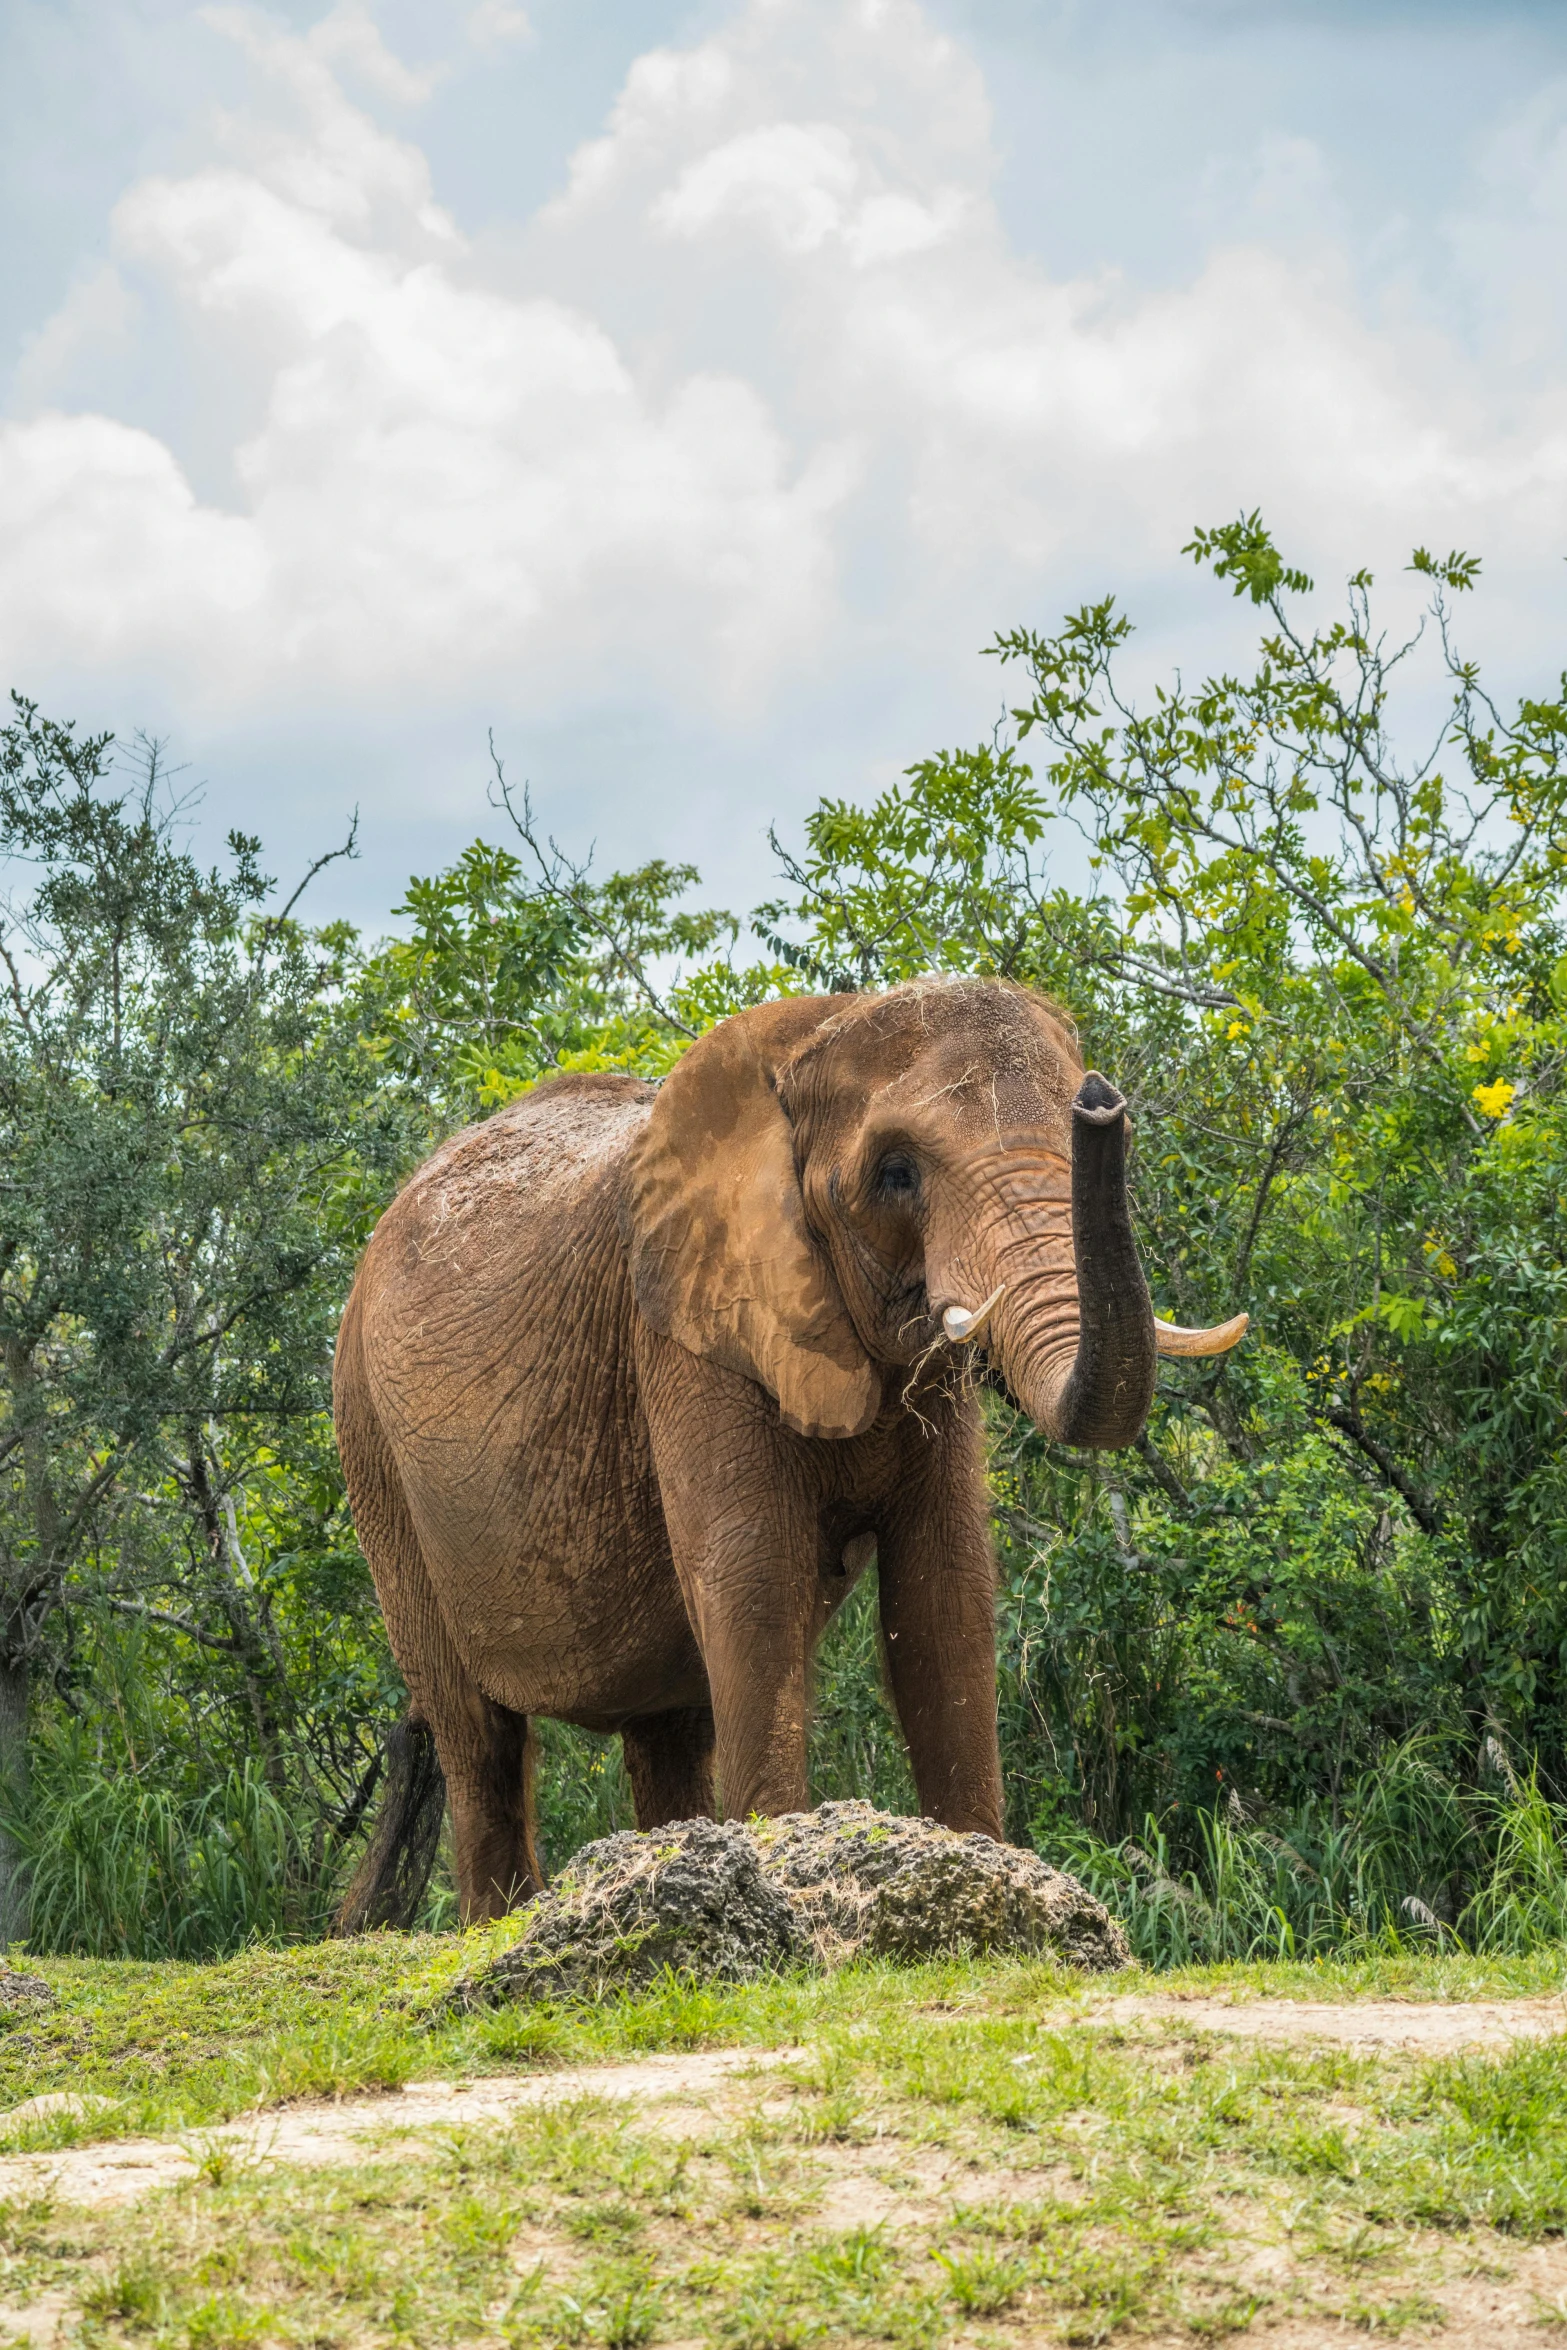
[332,1711,448,1935]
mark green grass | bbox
[23,1581,1567,1977]
[0,1931,1562,2151]
[1055,1745,1567,1967]
[11,1725,344,1959]
[1,1942,1566,2343]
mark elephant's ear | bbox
[623,998,881,1441]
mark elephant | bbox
[333,977,1245,1924]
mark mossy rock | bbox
[453,1819,800,2008]
[450,1803,1127,2008]
[752,1801,1130,1971]
[0,1969,52,2011]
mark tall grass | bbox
[1457,1774,1567,1952]
[1054,1740,1567,1965]
[13,1735,320,1959]
[809,1571,918,1815]
[809,1587,1567,1965]
[533,1718,633,1872]
[526,1584,1567,1968]
[9,1583,907,1959]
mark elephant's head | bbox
[623,979,1245,1443]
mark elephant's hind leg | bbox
[444,1694,543,1920]
[365,1546,543,1922]
[621,1706,715,1828]
[336,1293,543,1923]
[369,1564,543,1921]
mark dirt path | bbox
[1,2001,1565,2349]
[0,2046,793,2209]
[2,1991,1562,2213]
[1091,1989,1567,2052]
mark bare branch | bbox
[1319,1403,1439,1536]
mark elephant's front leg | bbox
[696,1532,819,1817]
[877,1405,1004,1840]
[639,1335,819,1819]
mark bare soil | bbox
[1091,1989,1567,2052]
[1,1991,1563,2211]
[0,2047,796,2208]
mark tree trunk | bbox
[0,1657,31,1947]
[332,1714,446,1934]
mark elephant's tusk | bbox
[942,1285,1007,1345]
[1153,1312,1250,1358]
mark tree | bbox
[763,524,1567,1859]
[353,746,745,1122]
[22,511,1567,1954]
[992,519,1567,1779]
[0,698,408,1937]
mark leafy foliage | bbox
[785,523,1567,1942]
[0,697,412,1941]
[17,516,1567,1958]
[353,752,743,1118]
[984,521,1567,1796]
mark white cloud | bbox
[5,0,1567,758]
[652,120,971,263]
[0,413,263,663]
[467,1,533,52]
[0,5,856,713]
[10,266,139,417]
[1446,79,1567,378]
[197,6,459,243]
[655,122,861,255]
[547,45,738,219]
[537,0,1567,609]
[293,0,447,107]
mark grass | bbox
[0,1937,1565,2341]
[1056,1744,1567,1968]
[2,1929,1566,2150]
[11,1725,342,1960]
[23,1581,1567,1976]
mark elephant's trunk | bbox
[967,1073,1158,1450]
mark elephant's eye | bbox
[877,1153,920,1201]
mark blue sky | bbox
[5,0,1567,928]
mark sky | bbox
[5,0,1567,930]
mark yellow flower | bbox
[1226,1019,1249,1041]
[1473,1079,1516,1119]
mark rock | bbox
[450,1804,1127,2008]
[752,1801,1130,1972]
[453,1817,801,2009]
[0,1968,52,2010]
